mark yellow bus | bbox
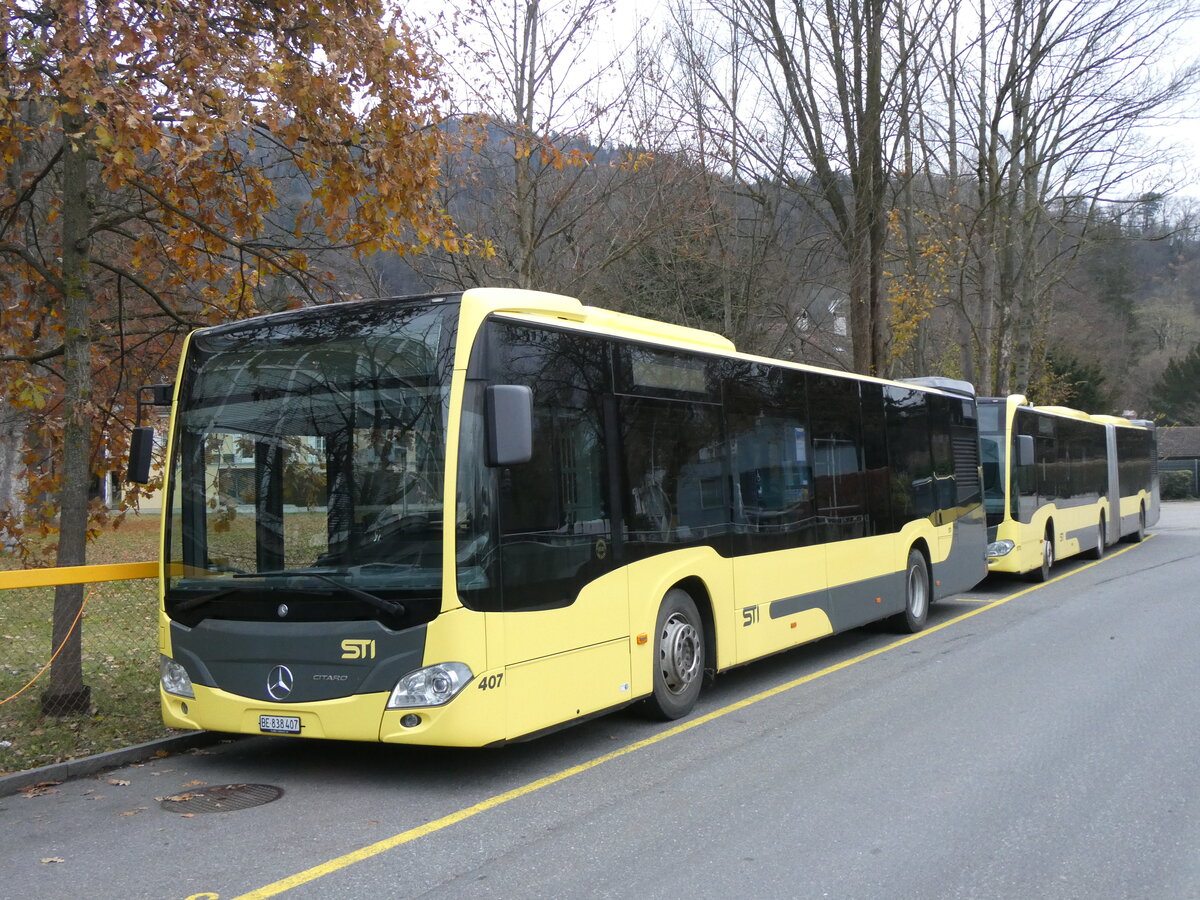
[978,395,1159,581]
[137,288,987,746]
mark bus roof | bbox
[464,287,736,354]
[1031,405,1092,422]
[902,376,976,397]
[469,288,989,401]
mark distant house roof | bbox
[1158,426,1200,459]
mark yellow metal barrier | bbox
[0,562,158,590]
[0,562,160,710]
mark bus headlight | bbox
[160,655,195,698]
[987,540,1015,558]
[386,662,473,709]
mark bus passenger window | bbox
[885,386,934,522]
[486,322,615,611]
[620,397,729,558]
[809,374,868,541]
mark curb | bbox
[0,730,234,798]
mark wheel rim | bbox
[1044,538,1054,571]
[908,561,928,620]
[659,612,700,695]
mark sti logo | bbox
[340,639,377,660]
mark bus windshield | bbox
[164,298,458,626]
[977,401,1006,519]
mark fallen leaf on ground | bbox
[108,779,131,786]
[40,857,65,864]
[20,782,61,798]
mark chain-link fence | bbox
[0,568,175,774]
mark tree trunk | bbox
[514,0,539,289]
[43,112,94,716]
[0,408,26,549]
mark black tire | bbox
[644,588,705,720]
[1028,529,1054,582]
[1084,517,1106,560]
[1126,506,1147,543]
[890,549,930,634]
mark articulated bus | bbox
[138,288,988,747]
[978,395,1159,582]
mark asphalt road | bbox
[4,502,1199,900]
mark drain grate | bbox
[160,783,284,814]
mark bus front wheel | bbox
[644,588,704,720]
[1029,530,1054,582]
[890,549,930,634]
[1084,517,1106,560]
[1125,506,1147,543]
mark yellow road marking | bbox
[225,540,1148,900]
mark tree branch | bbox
[0,241,66,293]
[88,258,201,328]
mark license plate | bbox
[259,715,301,734]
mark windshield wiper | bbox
[234,569,406,618]
[171,587,246,614]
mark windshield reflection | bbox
[164,298,457,624]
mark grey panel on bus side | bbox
[1065,520,1102,551]
[767,508,987,630]
[1131,419,1161,528]
[934,508,988,598]
[1118,510,1141,537]
[170,619,427,704]
[1104,424,1120,546]
[769,570,904,631]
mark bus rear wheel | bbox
[890,549,929,634]
[644,588,704,720]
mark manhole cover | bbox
[160,783,284,814]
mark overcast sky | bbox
[440,0,1200,201]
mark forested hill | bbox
[369,125,1200,421]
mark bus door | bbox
[727,410,830,660]
[615,348,736,659]
[481,321,630,739]
[814,378,896,631]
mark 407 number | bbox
[477,673,505,691]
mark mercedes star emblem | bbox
[267,665,294,700]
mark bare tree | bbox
[926,0,1200,393]
[653,2,846,361]
[420,0,683,299]
[672,0,932,375]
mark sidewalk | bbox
[0,730,231,797]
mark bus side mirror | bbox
[486,384,533,467]
[126,382,173,484]
[1016,434,1035,467]
[127,426,155,484]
